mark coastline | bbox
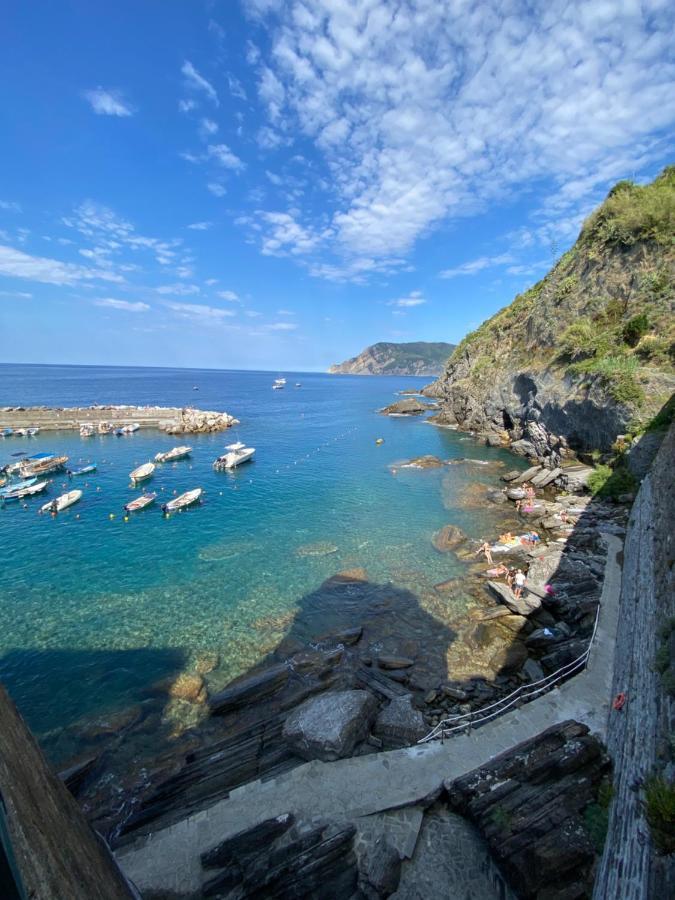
[0,405,238,434]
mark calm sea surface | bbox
[0,364,520,759]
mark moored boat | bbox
[121,423,139,434]
[0,477,38,497]
[40,489,82,514]
[213,444,255,469]
[124,492,157,512]
[162,488,202,513]
[19,455,68,478]
[2,480,50,501]
[69,464,97,476]
[80,423,95,437]
[1,428,14,437]
[129,462,155,482]
[26,427,39,436]
[154,446,192,463]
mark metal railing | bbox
[418,600,601,743]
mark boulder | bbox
[501,469,522,482]
[210,663,289,715]
[523,658,546,683]
[399,455,445,468]
[282,690,378,761]
[486,581,541,615]
[376,655,414,670]
[489,640,528,674]
[358,837,402,897]
[486,489,508,504]
[169,672,207,704]
[373,695,426,748]
[512,464,543,484]
[432,524,467,552]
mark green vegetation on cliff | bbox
[433,166,675,449]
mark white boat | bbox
[225,442,246,451]
[275,377,287,384]
[1,479,47,501]
[26,427,39,436]
[213,446,255,469]
[129,462,155,482]
[97,421,114,434]
[79,423,95,437]
[41,489,82,514]
[125,492,157,512]
[162,488,202,513]
[154,446,192,463]
[121,423,140,434]
[14,428,28,437]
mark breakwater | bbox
[0,405,238,434]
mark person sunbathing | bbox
[498,531,514,544]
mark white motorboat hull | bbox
[41,489,82,514]
[130,463,155,482]
[163,488,202,512]
[214,448,255,469]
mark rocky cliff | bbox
[427,167,675,464]
[330,341,455,376]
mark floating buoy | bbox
[109,513,115,519]
[123,516,129,523]
[75,514,80,519]
[375,438,384,445]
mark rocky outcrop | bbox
[380,398,436,416]
[329,341,455,376]
[426,169,675,463]
[432,524,467,553]
[447,720,611,899]
[164,407,238,434]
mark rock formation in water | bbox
[426,167,675,464]
[329,341,456,376]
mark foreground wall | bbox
[594,421,674,899]
[0,685,133,900]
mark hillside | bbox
[427,167,675,462]
[329,341,455,376]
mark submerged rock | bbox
[295,541,339,557]
[210,663,289,715]
[169,672,207,704]
[282,690,378,761]
[398,455,445,469]
[432,524,467,553]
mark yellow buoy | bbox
[109,513,115,519]
[376,438,384,445]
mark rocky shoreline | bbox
[0,405,239,434]
[48,427,627,861]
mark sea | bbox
[0,363,522,763]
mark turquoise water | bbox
[0,365,520,756]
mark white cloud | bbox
[208,143,245,170]
[95,298,150,312]
[207,182,227,197]
[0,200,21,212]
[0,243,123,286]
[83,88,134,117]
[181,60,219,106]
[178,99,197,113]
[155,283,200,296]
[217,290,239,301]
[277,308,295,315]
[267,321,297,331]
[200,117,219,138]
[0,289,31,298]
[167,302,235,321]
[244,0,675,278]
[388,291,426,308]
[440,254,515,279]
[227,74,247,101]
[187,221,212,231]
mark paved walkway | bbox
[117,535,622,897]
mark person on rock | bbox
[475,541,493,565]
[514,569,527,599]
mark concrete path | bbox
[117,535,622,897]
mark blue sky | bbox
[1,0,673,371]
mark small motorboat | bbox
[26,427,39,436]
[14,428,28,437]
[124,492,157,512]
[130,462,155,482]
[69,464,97,477]
[162,488,202,513]
[295,383,301,387]
[97,421,114,434]
[121,423,139,434]
[154,446,192,463]
[1,480,49,502]
[1,428,14,437]
[213,445,255,469]
[40,489,82,514]
[275,377,287,384]
[80,423,95,437]
[272,383,284,390]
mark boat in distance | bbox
[124,492,157,512]
[162,488,202,513]
[213,444,256,469]
[0,477,37,496]
[154,446,192,463]
[41,489,82,514]
[129,462,155,482]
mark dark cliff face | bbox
[329,341,455,376]
[427,168,675,463]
